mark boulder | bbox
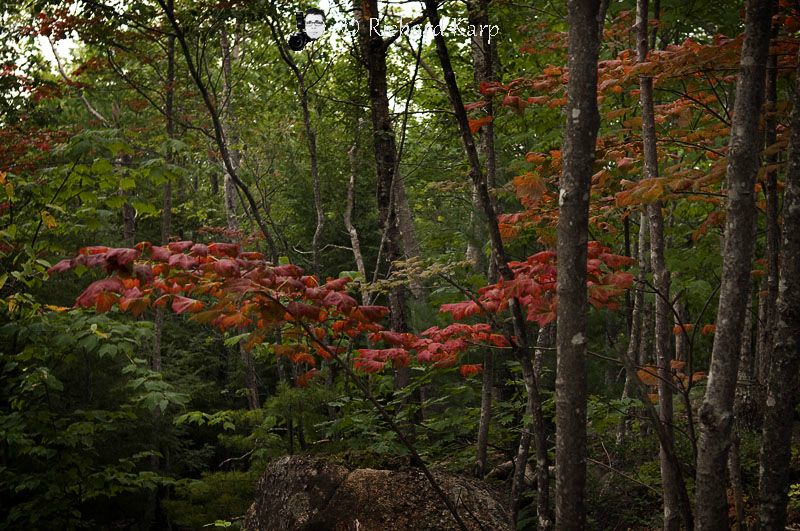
[244,456,510,531]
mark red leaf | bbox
[464,100,488,111]
[190,243,209,256]
[168,240,194,253]
[172,295,204,314]
[354,358,386,373]
[672,323,694,335]
[459,364,483,377]
[440,301,481,320]
[75,278,125,309]
[286,301,321,321]
[48,259,73,274]
[119,296,148,316]
[324,277,351,291]
[599,253,635,268]
[352,305,389,322]
[701,324,716,336]
[208,242,239,258]
[322,291,358,313]
[149,246,172,262]
[80,246,109,255]
[273,264,303,277]
[168,253,198,269]
[479,81,507,95]
[105,248,140,273]
[212,259,240,277]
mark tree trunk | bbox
[554,1,607,527]
[220,24,260,410]
[269,20,325,280]
[465,0,496,275]
[346,128,369,304]
[467,0,498,480]
[734,286,759,428]
[354,0,408,347]
[757,45,800,530]
[756,29,780,389]
[157,0,277,260]
[638,215,654,365]
[510,326,554,529]
[636,1,685,527]
[693,0,772,527]
[617,219,646,444]
[674,300,689,362]
[220,26,241,233]
[422,1,560,526]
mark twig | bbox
[587,457,660,495]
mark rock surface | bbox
[243,456,511,531]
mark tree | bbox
[554,0,607,527]
[694,0,773,527]
[758,44,800,529]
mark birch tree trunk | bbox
[467,0,498,480]
[757,46,800,530]
[554,1,607,527]
[220,26,241,233]
[693,0,772,527]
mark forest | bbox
[2,0,800,528]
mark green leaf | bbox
[119,177,136,190]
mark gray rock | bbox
[244,456,510,531]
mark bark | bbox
[734,286,759,428]
[220,26,242,233]
[467,0,498,480]
[636,1,686,527]
[153,19,176,376]
[617,220,645,444]
[619,286,694,529]
[394,175,420,263]
[354,0,408,346]
[673,300,689,362]
[157,0,277,260]
[421,1,557,527]
[756,32,780,387]
[270,23,324,280]
[122,198,135,248]
[219,23,260,411]
[465,0,496,274]
[757,46,800,530]
[727,430,746,531]
[474,347,493,478]
[146,11,176,527]
[693,0,772,527]
[553,1,607,527]
[638,215,654,365]
[346,131,369,304]
[510,327,554,530]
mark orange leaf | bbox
[672,323,694,335]
[459,364,483,378]
[670,359,687,371]
[637,365,659,386]
[468,115,494,134]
